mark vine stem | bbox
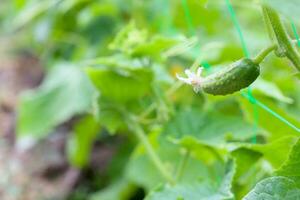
[138,54,202,121]
[262,5,300,71]
[253,44,276,64]
[128,118,175,185]
[175,150,190,182]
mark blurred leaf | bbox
[243,176,300,200]
[13,0,59,28]
[247,136,298,169]
[131,35,178,58]
[126,129,224,191]
[263,0,300,22]
[276,139,300,177]
[231,148,262,180]
[145,160,235,200]
[17,63,97,140]
[163,107,257,146]
[67,115,100,167]
[252,79,293,104]
[109,21,148,54]
[86,62,153,103]
[109,21,178,58]
[89,178,136,200]
[229,136,298,169]
[239,97,300,140]
[98,107,126,134]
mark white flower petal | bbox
[184,69,197,79]
[176,74,192,84]
[197,67,203,76]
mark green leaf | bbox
[163,107,257,146]
[130,35,178,59]
[109,21,148,54]
[243,176,300,200]
[229,136,298,169]
[98,106,127,134]
[276,139,300,177]
[252,79,293,104]
[13,0,58,28]
[89,178,136,200]
[67,115,100,168]
[145,160,235,200]
[126,129,224,191]
[239,97,300,140]
[231,148,262,180]
[229,136,299,199]
[109,21,178,58]
[17,63,97,140]
[86,61,153,103]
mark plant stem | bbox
[262,5,275,42]
[138,54,202,120]
[253,44,277,64]
[175,150,190,182]
[262,5,300,71]
[129,119,175,185]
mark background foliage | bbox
[1,0,300,199]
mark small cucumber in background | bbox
[177,58,260,96]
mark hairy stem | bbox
[262,5,300,71]
[253,44,277,64]
[129,119,175,185]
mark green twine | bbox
[224,0,250,58]
[181,0,196,35]
[242,93,300,132]
[225,0,258,142]
[291,21,300,47]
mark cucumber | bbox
[201,58,260,95]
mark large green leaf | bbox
[276,139,300,177]
[145,160,235,200]
[229,136,298,169]
[163,107,257,146]
[86,59,153,103]
[252,79,293,104]
[239,97,300,141]
[243,176,300,200]
[17,63,97,140]
[126,129,225,191]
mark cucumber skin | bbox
[201,58,260,95]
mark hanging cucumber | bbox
[177,58,260,96]
[202,58,260,95]
[177,43,277,96]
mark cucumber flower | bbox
[176,67,204,93]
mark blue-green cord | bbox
[241,93,300,132]
[181,0,196,35]
[224,0,250,58]
[225,0,258,142]
[291,21,300,47]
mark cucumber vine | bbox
[177,5,300,96]
[262,6,300,71]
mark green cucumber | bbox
[201,58,260,95]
